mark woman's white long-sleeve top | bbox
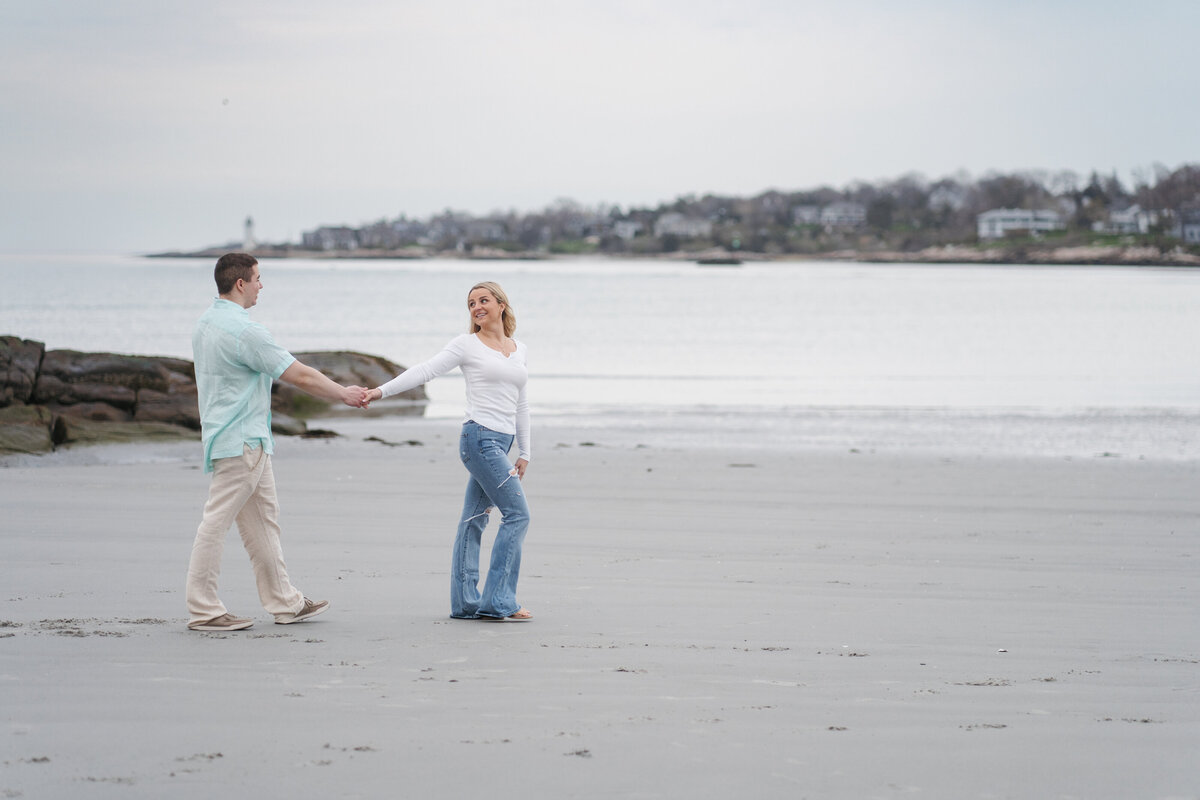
[377,333,530,461]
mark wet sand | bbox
[2,430,1198,798]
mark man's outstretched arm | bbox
[279,362,368,407]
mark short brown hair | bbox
[214,253,258,295]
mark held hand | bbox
[341,385,370,408]
[366,388,383,404]
[514,458,528,479]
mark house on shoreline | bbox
[653,212,713,239]
[1091,204,1156,235]
[1173,206,1200,243]
[191,165,1200,259]
[977,208,1066,239]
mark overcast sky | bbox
[1,0,1197,253]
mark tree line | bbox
[304,163,1200,256]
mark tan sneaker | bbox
[188,613,253,631]
[274,597,329,625]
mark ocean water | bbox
[3,252,1199,458]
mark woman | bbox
[367,281,532,622]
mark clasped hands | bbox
[340,386,384,409]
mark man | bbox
[186,253,368,632]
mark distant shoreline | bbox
[145,244,1200,268]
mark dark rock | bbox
[51,402,132,423]
[157,357,196,382]
[51,417,197,447]
[1,340,417,452]
[0,404,53,454]
[365,435,424,447]
[273,350,424,417]
[270,412,307,436]
[135,386,200,429]
[34,374,138,408]
[291,351,421,396]
[0,336,45,407]
[271,383,329,417]
[34,350,174,408]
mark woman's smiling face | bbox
[468,287,503,328]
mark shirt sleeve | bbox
[238,323,295,379]
[515,383,531,462]
[377,336,467,399]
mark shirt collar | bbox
[213,297,248,315]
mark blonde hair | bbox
[467,281,517,338]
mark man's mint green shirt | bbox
[192,298,295,473]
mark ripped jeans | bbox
[452,420,530,618]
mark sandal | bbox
[482,608,532,622]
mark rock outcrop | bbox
[271,350,419,418]
[0,336,424,455]
[0,335,42,406]
[0,404,55,454]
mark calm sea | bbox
[3,253,1198,458]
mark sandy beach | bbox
[2,422,1198,799]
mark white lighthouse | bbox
[242,216,257,251]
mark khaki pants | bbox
[186,445,304,623]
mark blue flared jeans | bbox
[452,421,530,619]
